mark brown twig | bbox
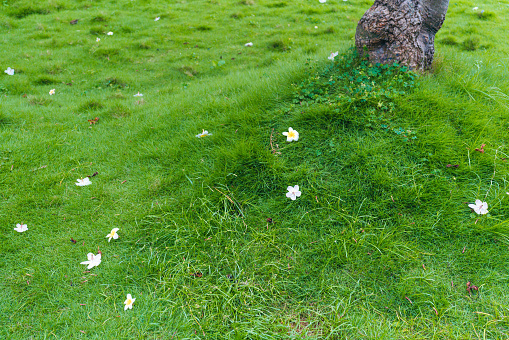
[269,128,281,155]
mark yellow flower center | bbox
[126,299,132,305]
[287,131,296,138]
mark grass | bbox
[1,0,509,338]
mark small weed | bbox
[179,65,198,77]
[28,95,50,106]
[78,100,104,111]
[477,10,496,20]
[462,37,480,51]
[268,39,288,52]
[108,103,131,118]
[440,35,458,45]
[104,77,127,89]
[91,14,108,22]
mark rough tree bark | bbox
[355,0,449,70]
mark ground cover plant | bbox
[1,0,509,338]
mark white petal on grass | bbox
[124,294,136,310]
[245,42,253,47]
[80,253,102,269]
[134,92,143,97]
[107,32,113,35]
[286,185,302,200]
[96,37,101,42]
[468,199,488,215]
[14,223,28,233]
[328,51,339,61]
[49,89,55,95]
[473,7,478,10]
[196,129,212,138]
[106,228,119,242]
[4,67,14,76]
[76,177,92,186]
[282,127,299,142]
[319,0,326,3]
[155,17,160,21]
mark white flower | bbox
[80,252,102,269]
[76,177,92,186]
[106,228,119,242]
[96,37,101,42]
[107,32,113,36]
[468,199,488,215]
[196,129,212,138]
[282,127,299,142]
[245,42,253,47]
[319,0,326,3]
[14,223,28,233]
[4,67,14,76]
[49,89,55,95]
[154,17,160,21]
[473,7,478,10]
[314,26,318,29]
[286,185,302,200]
[133,92,143,97]
[328,51,339,61]
[124,294,136,310]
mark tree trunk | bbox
[355,0,449,70]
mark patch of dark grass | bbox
[179,65,198,77]
[477,10,496,20]
[93,48,120,58]
[103,77,128,89]
[120,26,134,33]
[266,2,287,8]
[78,100,104,111]
[28,96,50,106]
[268,39,289,52]
[89,26,104,35]
[108,104,131,118]
[195,25,212,31]
[33,76,60,85]
[91,14,109,22]
[8,6,50,19]
[462,37,480,51]
[440,35,459,45]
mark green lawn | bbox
[1,0,509,338]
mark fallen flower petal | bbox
[76,177,92,186]
[49,89,55,95]
[14,223,28,232]
[196,129,212,138]
[328,51,339,61]
[124,294,136,310]
[106,228,119,242]
[282,127,299,142]
[286,185,302,200]
[468,199,488,215]
[133,92,143,97]
[244,42,253,47]
[154,17,160,21]
[80,252,101,269]
[107,32,113,35]
[4,67,14,76]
